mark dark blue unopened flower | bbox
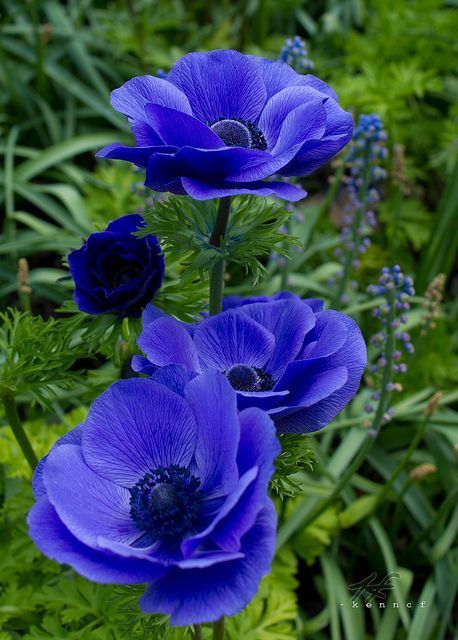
[28,371,279,625]
[68,214,164,317]
[97,49,353,202]
[133,294,367,433]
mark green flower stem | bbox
[3,395,38,471]
[333,149,372,307]
[213,617,225,640]
[319,158,346,218]
[276,291,397,551]
[370,289,396,428]
[209,197,231,316]
[375,413,430,509]
[193,624,203,640]
[280,218,292,290]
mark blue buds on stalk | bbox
[365,265,415,422]
[280,36,314,72]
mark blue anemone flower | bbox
[97,50,353,202]
[133,295,367,433]
[68,214,164,317]
[28,371,279,625]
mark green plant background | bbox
[0,1,457,638]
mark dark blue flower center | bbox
[129,466,203,542]
[210,119,267,151]
[225,364,274,392]
[111,264,142,286]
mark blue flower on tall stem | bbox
[133,294,367,433]
[97,50,353,202]
[68,214,164,317]
[28,371,279,625]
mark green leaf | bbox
[339,494,378,528]
[15,134,118,183]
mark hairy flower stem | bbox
[3,395,38,471]
[333,150,372,307]
[209,197,231,316]
[213,617,225,640]
[276,292,397,551]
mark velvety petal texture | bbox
[28,371,279,625]
[97,50,353,201]
[68,214,164,317]
[136,296,367,433]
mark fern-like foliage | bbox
[270,434,317,499]
[0,310,89,408]
[139,195,301,285]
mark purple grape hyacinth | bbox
[97,50,353,201]
[133,293,367,433]
[28,371,279,625]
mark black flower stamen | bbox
[225,364,274,392]
[210,118,267,151]
[129,465,203,542]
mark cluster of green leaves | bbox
[140,196,301,285]
[0,310,90,409]
[271,435,317,499]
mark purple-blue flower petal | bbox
[184,371,239,495]
[110,75,192,121]
[181,177,307,202]
[193,309,275,370]
[252,56,302,99]
[167,50,267,123]
[299,310,348,360]
[239,299,316,379]
[229,100,326,182]
[137,316,200,372]
[276,362,348,407]
[144,104,225,149]
[43,444,139,547]
[139,501,277,626]
[298,74,338,100]
[210,408,280,552]
[27,498,164,584]
[235,389,289,412]
[150,364,196,396]
[145,145,269,189]
[274,313,366,432]
[96,143,177,168]
[258,86,327,149]
[82,378,197,486]
[281,100,353,177]
[131,354,157,376]
[180,467,258,558]
[32,422,85,499]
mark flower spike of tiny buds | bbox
[280,36,314,72]
[365,265,415,434]
[331,114,388,306]
[420,273,446,336]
